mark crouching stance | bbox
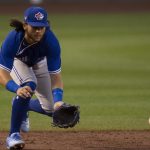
[0,6,79,150]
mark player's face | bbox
[23,24,46,44]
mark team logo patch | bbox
[35,12,44,20]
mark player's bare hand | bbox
[16,86,33,99]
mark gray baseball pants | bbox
[10,58,53,112]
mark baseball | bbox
[30,0,43,5]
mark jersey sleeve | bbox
[46,30,61,74]
[0,31,17,72]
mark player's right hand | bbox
[16,86,33,99]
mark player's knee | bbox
[21,81,37,91]
[41,104,53,113]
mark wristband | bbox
[6,80,20,93]
[52,88,63,103]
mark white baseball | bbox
[30,0,43,4]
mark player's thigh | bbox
[33,58,53,112]
[10,58,37,85]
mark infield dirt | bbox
[0,131,150,150]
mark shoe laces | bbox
[11,132,21,140]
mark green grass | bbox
[0,13,150,131]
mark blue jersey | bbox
[0,28,61,74]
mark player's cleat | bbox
[20,113,30,133]
[6,132,25,150]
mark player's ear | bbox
[23,23,28,30]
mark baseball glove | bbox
[52,103,80,128]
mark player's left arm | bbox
[46,29,64,108]
[50,72,63,90]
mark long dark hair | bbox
[10,19,24,31]
[10,19,50,31]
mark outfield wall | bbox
[0,0,150,2]
[0,0,149,13]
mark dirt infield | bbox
[0,131,150,150]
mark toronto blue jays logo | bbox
[35,12,44,20]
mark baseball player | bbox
[0,6,64,149]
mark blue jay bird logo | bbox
[35,12,44,20]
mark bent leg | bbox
[10,59,37,134]
[33,58,53,113]
[28,99,52,117]
[10,96,30,134]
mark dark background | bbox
[0,0,149,14]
